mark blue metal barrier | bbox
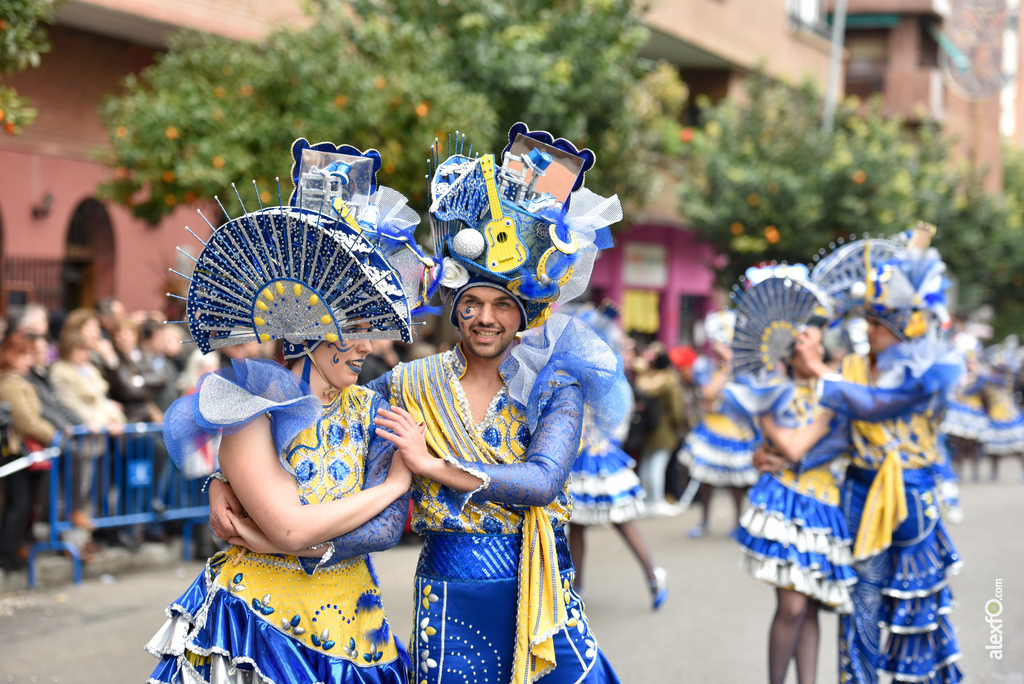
[28,423,210,587]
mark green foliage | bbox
[99,0,685,225]
[679,73,1018,326]
[0,0,59,133]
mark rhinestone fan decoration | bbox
[173,192,413,354]
[809,236,902,317]
[730,270,832,378]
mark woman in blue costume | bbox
[801,223,964,684]
[564,301,668,610]
[980,337,1024,480]
[940,334,987,482]
[677,310,761,537]
[726,268,856,684]
[147,140,435,684]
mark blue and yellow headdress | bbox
[426,123,621,331]
[810,222,949,340]
[173,138,429,359]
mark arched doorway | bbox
[64,198,115,310]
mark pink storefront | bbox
[589,224,722,347]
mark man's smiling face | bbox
[455,287,522,360]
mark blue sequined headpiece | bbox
[172,138,429,359]
[810,223,950,340]
[427,123,620,330]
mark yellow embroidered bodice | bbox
[842,355,939,472]
[286,385,376,504]
[210,384,399,666]
[389,346,572,535]
[773,382,841,506]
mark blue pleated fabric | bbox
[677,416,761,487]
[411,530,621,684]
[569,439,647,525]
[839,466,963,684]
[146,552,407,684]
[735,472,855,612]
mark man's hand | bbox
[209,478,244,541]
[752,446,788,473]
[374,407,432,479]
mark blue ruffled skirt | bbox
[147,548,407,684]
[983,410,1024,455]
[940,396,988,442]
[569,440,647,525]
[735,470,855,612]
[677,414,760,487]
[840,466,963,684]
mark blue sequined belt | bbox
[416,529,573,582]
[846,464,936,488]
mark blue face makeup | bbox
[328,340,363,375]
[458,304,478,322]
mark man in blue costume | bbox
[213,125,628,684]
[792,223,964,684]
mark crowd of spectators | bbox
[0,300,440,572]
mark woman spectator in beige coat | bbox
[49,334,126,531]
[0,333,57,570]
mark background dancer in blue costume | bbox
[940,334,987,483]
[726,267,856,684]
[563,301,668,611]
[979,336,1024,480]
[678,309,762,537]
[801,223,964,684]
[152,139,434,684]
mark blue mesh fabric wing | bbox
[164,358,321,472]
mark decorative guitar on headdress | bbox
[480,154,528,273]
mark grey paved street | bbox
[2,462,1022,683]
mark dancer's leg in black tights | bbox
[793,599,820,684]
[730,486,748,527]
[613,520,657,585]
[699,483,712,528]
[568,523,585,592]
[768,588,810,684]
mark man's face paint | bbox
[456,287,521,361]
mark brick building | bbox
[0,0,306,316]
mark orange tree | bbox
[679,73,1012,322]
[0,0,59,134]
[98,0,685,225]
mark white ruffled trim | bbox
[738,553,854,613]
[879,652,962,683]
[568,467,643,498]
[739,506,853,566]
[569,498,647,526]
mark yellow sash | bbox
[843,355,909,560]
[395,355,567,681]
[513,507,567,684]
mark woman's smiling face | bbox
[309,335,373,389]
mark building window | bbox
[845,29,889,99]
[787,0,828,37]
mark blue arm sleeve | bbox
[796,414,851,473]
[364,370,395,403]
[328,394,410,559]
[819,363,960,422]
[458,383,583,507]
